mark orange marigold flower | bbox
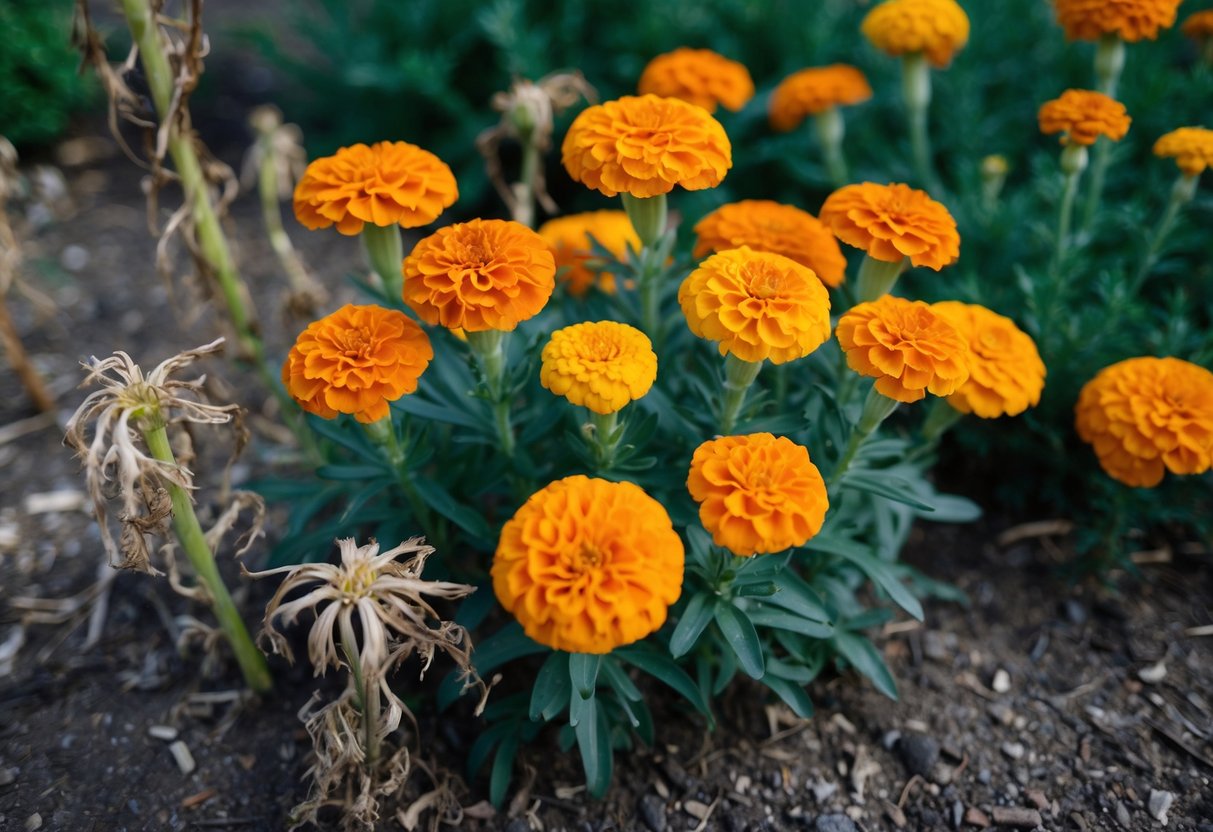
[819,182,959,270]
[293,141,458,235]
[1054,0,1183,42]
[537,211,639,297]
[687,433,828,557]
[861,0,971,67]
[561,94,733,199]
[1184,10,1213,39]
[931,301,1046,418]
[836,295,970,403]
[679,247,832,365]
[282,304,433,423]
[637,48,755,114]
[402,219,556,332]
[1075,357,1213,487]
[768,65,873,132]
[492,475,684,654]
[1038,90,1131,147]
[1153,127,1213,176]
[540,322,657,415]
[693,200,847,288]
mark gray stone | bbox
[897,734,940,777]
[815,815,858,832]
[638,794,666,832]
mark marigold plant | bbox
[637,47,754,114]
[538,210,639,296]
[860,0,971,67]
[1038,90,1132,147]
[540,321,657,415]
[1053,0,1183,42]
[1153,127,1213,176]
[767,65,872,132]
[692,200,846,288]
[820,182,959,270]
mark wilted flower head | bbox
[931,301,1046,418]
[820,182,960,270]
[540,321,658,415]
[693,200,847,288]
[861,0,971,67]
[1038,90,1131,147]
[1054,0,1183,42]
[637,48,755,114]
[1153,127,1213,176]
[538,210,639,296]
[768,65,873,131]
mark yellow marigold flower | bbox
[679,247,832,365]
[1054,0,1183,42]
[1184,10,1213,39]
[1153,127,1213,176]
[492,475,684,654]
[931,301,1046,418]
[402,219,556,332]
[693,200,847,288]
[282,304,433,423]
[768,65,873,132]
[1038,90,1131,147]
[687,433,828,557]
[537,211,639,297]
[861,0,971,67]
[293,141,458,235]
[540,322,657,415]
[1075,357,1213,487]
[637,48,755,114]
[561,94,733,199]
[836,295,970,403]
[819,182,960,270]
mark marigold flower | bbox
[540,322,657,415]
[282,304,433,423]
[293,141,458,235]
[819,182,959,270]
[637,48,755,114]
[860,0,971,67]
[1054,0,1183,42]
[1076,357,1213,487]
[402,219,556,332]
[679,247,832,365]
[561,95,733,198]
[836,295,970,403]
[1184,10,1213,39]
[693,200,847,288]
[687,433,828,557]
[768,65,873,132]
[1153,127,1213,176]
[493,475,684,654]
[537,211,639,296]
[1038,90,1131,147]
[931,301,1046,418]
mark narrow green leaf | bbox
[568,653,602,700]
[841,471,936,511]
[714,602,765,679]
[395,394,482,429]
[415,476,494,542]
[669,593,714,658]
[763,675,815,719]
[824,542,924,621]
[489,735,519,807]
[922,494,982,523]
[529,652,571,721]
[600,658,642,702]
[833,631,899,700]
[745,604,835,639]
[576,699,613,798]
[764,570,832,623]
[616,644,712,718]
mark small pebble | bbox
[1148,790,1173,825]
[810,779,838,803]
[638,794,666,832]
[1001,741,1025,760]
[168,741,195,775]
[992,669,1011,693]
[148,725,178,741]
[1116,802,1132,828]
[964,806,991,828]
[897,734,940,777]
[0,768,16,786]
[815,815,858,832]
[25,814,42,831]
[1138,661,1167,684]
[683,800,710,821]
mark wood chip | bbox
[181,788,216,809]
[990,807,1042,828]
[168,740,196,774]
[1185,624,1213,638]
[997,519,1073,546]
[1026,789,1049,810]
[148,725,178,741]
[963,806,991,828]
[883,800,907,827]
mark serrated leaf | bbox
[714,602,765,679]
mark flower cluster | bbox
[637,48,754,114]
[820,183,959,270]
[861,0,971,67]
[538,210,639,296]
[1153,127,1213,176]
[932,302,1045,419]
[768,65,872,132]
[540,322,657,415]
[1054,0,1183,42]
[692,200,846,288]
[1038,90,1131,147]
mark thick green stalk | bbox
[361,224,405,301]
[1054,144,1088,272]
[466,330,515,458]
[829,386,899,486]
[813,108,849,188]
[622,193,671,344]
[855,254,908,303]
[901,52,939,192]
[587,410,621,470]
[363,418,442,548]
[720,355,763,434]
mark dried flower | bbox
[1075,357,1213,488]
[561,94,732,198]
[637,48,755,113]
[282,304,433,424]
[692,200,846,288]
[1054,0,1183,42]
[1038,90,1131,147]
[861,0,971,67]
[820,182,959,270]
[492,476,684,654]
[687,433,828,557]
[837,295,971,403]
[1153,127,1213,176]
[403,219,556,332]
[768,65,873,132]
[679,247,832,365]
[540,321,657,415]
[293,141,458,235]
[931,301,1046,418]
[538,210,639,296]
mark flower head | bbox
[493,476,684,654]
[1054,0,1183,42]
[693,200,847,288]
[931,301,1046,418]
[679,247,832,365]
[687,433,828,556]
[1076,357,1213,487]
[538,210,639,296]
[1183,10,1213,39]
[1038,90,1131,147]
[768,65,873,131]
[293,141,458,235]
[1153,127,1213,176]
[820,182,960,270]
[561,94,733,198]
[283,304,433,424]
[861,0,971,67]
[541,322,657,415]
[637,48,755,114]
[402,219,556,332]
[837,295,970,403]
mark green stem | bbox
[361,223,405,301]
[720,355,763,434]
[901,52,939,192]
[513,135,541,228]
[920,397,963,443]
[622,193,671,345]
[466,330,515,458]
[1132,173,1197,294]
[1055,168,1081,268]
[339,614,380,769]
[1081,35,1125,230]
[855,254,908,303]
[141,418,272,693]
[588,410,621,471]
[363,419,442,548]
[829,386,900,485]
[813,108,849,188]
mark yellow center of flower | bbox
[337,326,372,359]
[574,541,607,572]
[340,561,377,600]
[747,265,785,299]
